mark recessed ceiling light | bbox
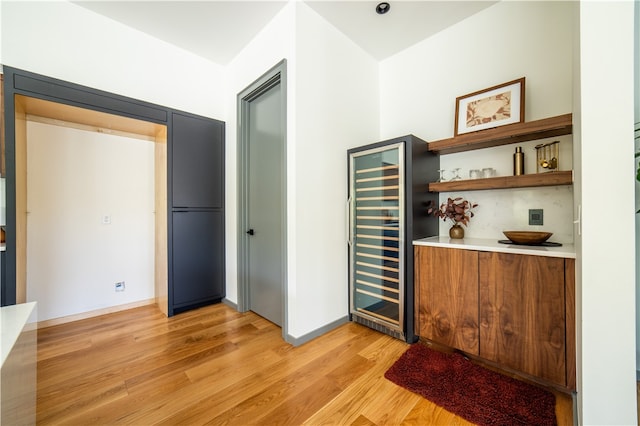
[376,2,390,15]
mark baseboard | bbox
[36,298,157,329]
[222,298,238,310]
[286,315,350,347]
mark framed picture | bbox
[454,77,525,136]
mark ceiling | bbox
[73,1,497,65]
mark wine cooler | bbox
[347,135,438,343]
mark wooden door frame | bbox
[236,60,288,341]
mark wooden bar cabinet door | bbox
[415,246,479,355]
[479,252,566,386]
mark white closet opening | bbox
[14,95,168,324]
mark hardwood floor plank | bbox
[350,414,378,426]
[35,303,573,425]
[36,334,93,361]
[325,353,375,390]
[154,323,378,425]
[201,329,381,425]
[360,379,422,425]
[255,376,343,425]
[184,327,285,385]
[37,379,129,425]
[302,337,408,425]
[401,399,473,425]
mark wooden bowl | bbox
[503,231,553,245]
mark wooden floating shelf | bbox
[428,170,573,192]
[428,113,573,155]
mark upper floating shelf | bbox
[428,113,572,155]
[428,170,573,192]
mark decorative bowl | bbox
[503,231,553,245]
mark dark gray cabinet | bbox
[171,211,224,307]
[171,113,224,209]
[169,112,225,315]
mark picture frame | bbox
[454,77,525,136]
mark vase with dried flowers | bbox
[428,197,478,239]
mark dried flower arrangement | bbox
[428,197,478,226]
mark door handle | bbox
[246,229,255,236]
[347,196,352,247]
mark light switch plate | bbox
[529,209,543,226]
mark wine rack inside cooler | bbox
[349,142,405,339]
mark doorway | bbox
[237,61,287,335]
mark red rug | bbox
[384,344,557,426]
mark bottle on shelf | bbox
[513,146,524,176]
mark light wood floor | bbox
[36,303,573,425]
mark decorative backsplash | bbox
[436,186,574,244]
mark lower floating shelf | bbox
[428,170,573,192]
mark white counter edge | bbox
[1,302,37,367]
[413,236,576,259]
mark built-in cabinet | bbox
[170,112,225,314]
[415,245,576,390]
[414,246,479,354]
[171,211,224,308]
[1,67,225,317]
[171,113,224,209]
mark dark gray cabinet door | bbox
[171,112,224,209]
[172,211,224,307]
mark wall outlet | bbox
[115,281,125,292]
[529,209,544,226]
[102,215,111,225]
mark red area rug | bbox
[384,344,557,426]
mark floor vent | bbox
[352,315,404,341]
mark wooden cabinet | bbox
[415,246,479,354]
[427,113,573,192]
[415,245,576,389]
[479,252,567,385]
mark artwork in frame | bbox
[454,77,525,136]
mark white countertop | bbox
[1,302,37,367]
[413,236,576,259]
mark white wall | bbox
[379,1,575,242]
[0,0,226,316]
[26,121,155,322]
[289,3,379,338]
[634,0,640,376]
[579,1,637,423]
[0,1,226,119]
[224,2,380,340]
[224,2,296,307]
